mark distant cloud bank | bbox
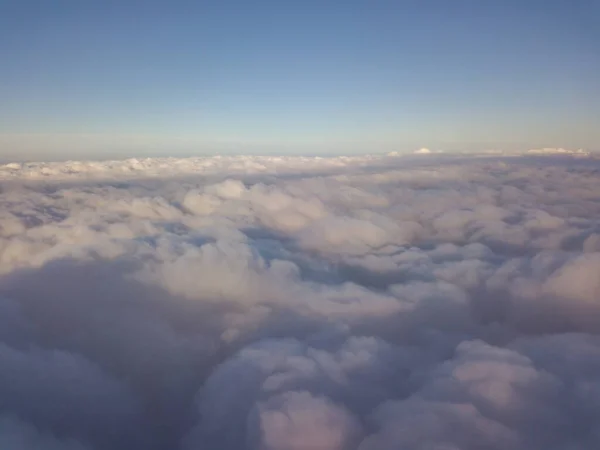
[414,147,431,154]
[526,147,590,156]
[0,153,599,449]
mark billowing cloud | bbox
[0,153,599,449]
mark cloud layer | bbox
[0,154,599,449]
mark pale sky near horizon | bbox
[1,0,599,160]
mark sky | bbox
[0,0,599,160]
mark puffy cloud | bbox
[0,343,143,448]
[583,233,600,252]
[543,253,600,303]
[0,154,599,449]
[0,416,91,450]
[248,392,362,450]
[182,336,420,450]
[358,339,597,450]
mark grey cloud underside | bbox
[0,154,599,450]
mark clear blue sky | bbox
[1,0,598,159]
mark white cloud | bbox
[414,147,431,154]
[249,391,363,450]
[0,153,599,449]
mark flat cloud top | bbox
[0,153,599,450]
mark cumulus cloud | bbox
[0,153,599,449]
[0,416,91,450]
[248,391,363,450]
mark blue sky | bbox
[1,0,598,159]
